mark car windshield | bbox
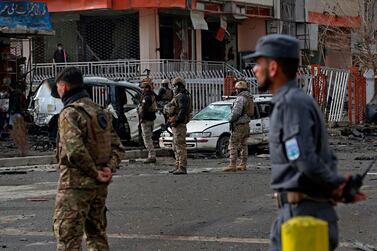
[193,104,231,121]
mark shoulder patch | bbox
[285,137,300,161]
[97,112,108,129]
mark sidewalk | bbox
[0,148,172,168]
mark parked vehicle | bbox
[28,77,165,142]
[159,94,272,157]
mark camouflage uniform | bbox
[226,90,254,171]
[167,86,191,174]
[54,90,124,251]
[141,120,155,159]
[139,90,157,161]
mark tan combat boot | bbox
[223,160,237,172]
[237,159,247,171]
[172,166,187,175]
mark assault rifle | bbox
[342,157,376,203]
[161,123,173,136]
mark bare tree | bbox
[317,0,377,93]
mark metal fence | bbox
[31,60,351,121]
[32,59,226,84]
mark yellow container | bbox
[282,216,329,251]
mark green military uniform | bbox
[54,93,124,251]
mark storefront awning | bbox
[43,0,196,12]
[0,1,54,36]
[190,10,208,30]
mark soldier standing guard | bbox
[138,78,158,164]
[249,34,366,251]
[224,80,254,172]
[166,77,191,175]
[157,79,174,123]
[52,67,124,251]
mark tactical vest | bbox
[169,91,193,123]
[65,102,112,166]
[162,88,173,101]
[141,93,157,113]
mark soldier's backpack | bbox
[240,93,254,118]
[65,102,112,165]
[162,88,173,101]
[245,96,254,117]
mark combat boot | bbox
[169,166,178,173]
[172,166,187,175]
[237,160,247,171]
[223,160,237,172]
[144,158,156,164]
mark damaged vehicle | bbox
[28,77,165,143]
[159,94,272,157]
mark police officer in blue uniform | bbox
[249,34,366,251]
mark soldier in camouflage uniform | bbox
[224,81,254,172]
[157,79,173,123]
[166,77,191,175]
[52,67,124,251]
[138,78,157,164]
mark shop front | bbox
[0,1,54,135]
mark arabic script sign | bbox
[0,2,52,31]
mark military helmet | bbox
[235,81,248,89]
[161,79,170,85]
[172,77,186,87]
[140,78,153,88]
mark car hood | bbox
[187,120,228,133]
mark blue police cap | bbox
[246,34,300,59]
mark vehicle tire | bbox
[216,135,230,158]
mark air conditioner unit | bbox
[224,2,246,15]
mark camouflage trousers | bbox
[53,187,109,251]
[229,123,250,166]
[172,123,187,168]
[141,120,156,159]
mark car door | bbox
[257,102,272,143]
[248,104,264,145]
[123,87,141,140]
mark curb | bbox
[0,149,172,168]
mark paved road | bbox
[0,137,377,251]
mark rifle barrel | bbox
[361,157,377,179]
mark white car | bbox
[29,77,165,142]
[159,94,272,157]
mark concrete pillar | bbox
[139,9,159,62]
[195,30,202,61]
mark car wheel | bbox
[216,135,230,158]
